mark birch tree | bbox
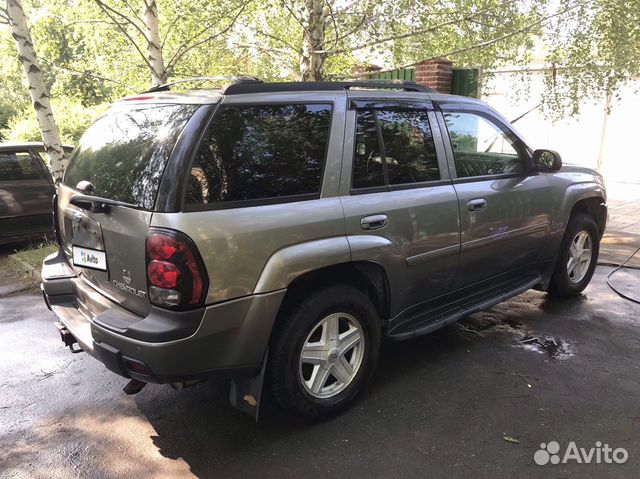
[1,0,66,180]
[240,0,570,82]
[94,0,250,87]
[143,0,166,85]
[299,0,327,81]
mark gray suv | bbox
[41,79,607,419]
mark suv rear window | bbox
[185,103,332,207]
[63,104,197,209]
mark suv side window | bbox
[353,109,385,189]
[352,106,440,190]
[0,151,46,181]
[378,109,440,185]
[442,110,523,178]
[186,103,332,206]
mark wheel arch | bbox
[274,261,391,330]
[569,196,607,237]
[558,182,606,237]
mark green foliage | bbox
[0,27,31,140]
[542,0,640,117]
[2,0,639,141]
[2,99,109,144]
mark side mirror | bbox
[532,149,562,172]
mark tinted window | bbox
[64,104,197,209]
[186,103,332,205]
[352,109,385,189]
[377,109,439,185]
[0,151,46,181]
[352,106,439,189]
[443,111,523,178]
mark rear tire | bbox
[269,285,381,419]
[547,213,599,297]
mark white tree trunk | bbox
[7,0,66,181]
[300,0,327,81]
[143,0,167,86]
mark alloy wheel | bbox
[567,230,592,284]
[298,312,365,399]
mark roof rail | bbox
[143,76,262,93]
[222,80,433,95]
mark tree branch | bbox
[319,0,518,54]
[243,22,301,53]
[94,0,147,39]
[0,3,9,24]
[166,0,251,69]
[324,0,340,52]
[350,3,581,77]
[332,8,372,44]
[280,0,304,27]
[161,13,182,49]
[231,41,292,55]
[121,0,145,27]
[37,56,136,89]
[94,0,153,72]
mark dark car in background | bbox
[0,142,74,245]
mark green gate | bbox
[366,66,479,98]
[452,68,480,98]
[366,67,416,82]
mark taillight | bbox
[146,229,208,309]
[147,261,181,288]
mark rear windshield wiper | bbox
[70,194,138,212]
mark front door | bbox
[436,105,554,288]
[339,98,461,319]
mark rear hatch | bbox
[58,102,198,316]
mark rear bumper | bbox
[41,249,285,383]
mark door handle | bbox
[467,198,487,212]
[361,214,388,230]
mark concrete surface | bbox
[606,181,640,236]
[1,258,639,478]
[601,181,640,268]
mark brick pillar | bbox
[415,58,453,93]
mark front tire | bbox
[269,285,381,419]
[547,213,600,297]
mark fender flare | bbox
[556,182,606,231]
[253,235,393,294]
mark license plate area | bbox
[72,245,107,271]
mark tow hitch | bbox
[54,321,83,354]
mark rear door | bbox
[340,96,460,318]
[435,102,554,288]
[0,148,54,241]
[58,102,198,315]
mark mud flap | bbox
[229,351,268,421]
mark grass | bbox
[8,241,58,280]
